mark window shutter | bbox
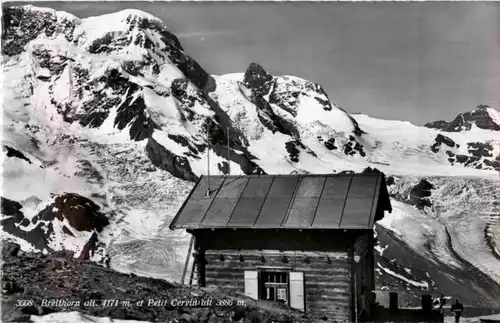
[244,271,259,300]
[289,271,305,311]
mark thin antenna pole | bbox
[227,127,230,175]
[206,122,210,196]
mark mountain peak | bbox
[424,105,500,132]
[82,8,166,31]
[2,3,188,74]
[14,5,163,25]
[14,4,78,21]
[473,104,497,116]
[243,62,274,96]
[107,8,163,22]
[246,62,269,75]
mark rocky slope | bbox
[1,242,321,323]
[1,3,500,313]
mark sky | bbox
[5,1,500,125]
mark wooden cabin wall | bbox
[190,229,376,321]
[203,249,352,321]
[191,229,359,251]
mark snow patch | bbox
[377,263,429,290]
[375,244,388,256]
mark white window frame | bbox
[244,268,305,312]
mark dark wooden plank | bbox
[307,306,350,311]
[294,263,350,271]
[193,228,356,251]
[306,308,350,314]
[304,280,351,288]
[206,284,242,291]
[304,288,351,298]
[205,281,242,290]
[306,308,350,317]
[206,259,284,269]
[205,274,244,290]
[306,303,350,318]
[204,271,244,279]
[205,256,348,269]
[303,273,351,281]
[307,302,350,307]
[306,301,350,310]
[205,252,349,269]
[205,265,350,275]
[307,302,350,310]
[206,271,244,279]
[206,268,351,281]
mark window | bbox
[260,271,289,304]
[244,270,305,311]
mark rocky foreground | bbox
[1,242,323,323]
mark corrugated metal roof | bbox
[169,174,392,230]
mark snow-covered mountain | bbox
[425,104,500,132]
[2,5,499,306]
